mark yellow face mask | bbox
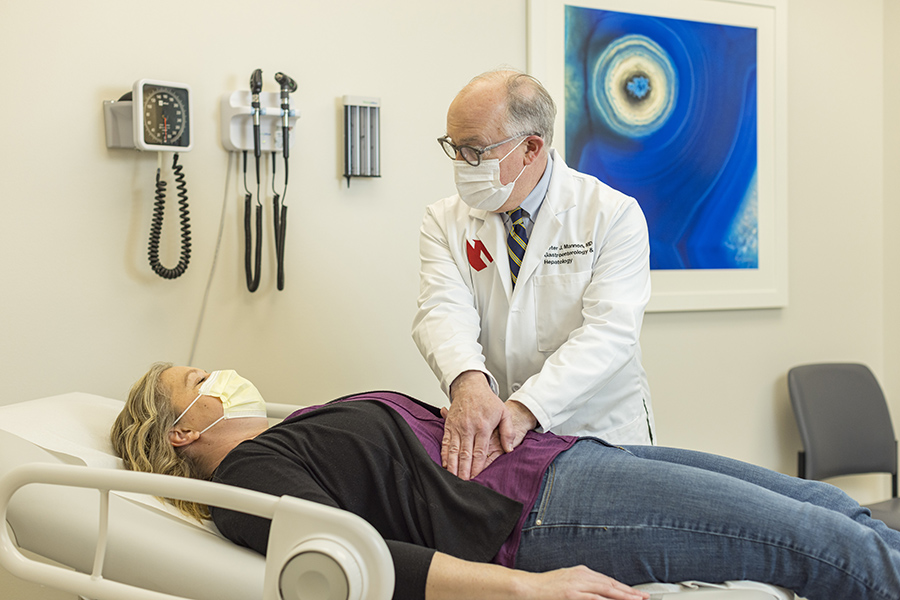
[172,370,267,434]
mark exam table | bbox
[0,393,796,600]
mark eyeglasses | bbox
[437,133,537,166]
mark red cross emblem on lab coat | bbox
[466,239,493,271]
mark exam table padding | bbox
[0,393,795,600]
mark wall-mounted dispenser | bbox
[343,96,380,187]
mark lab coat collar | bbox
[516,151,553,220]
[511,149,576,291]
[541,149,577,215]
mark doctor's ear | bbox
[523,135,545,163]
[168,427,200,448]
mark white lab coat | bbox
[412,150,655,445]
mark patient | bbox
[112,363,900,600]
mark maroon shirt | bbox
[287,391,577,565]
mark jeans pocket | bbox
[581,436,630,452]
[531,463,557,527]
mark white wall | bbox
[1,0,898,596]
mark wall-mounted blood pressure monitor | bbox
[103,79,193,152]
[103,79,194,280]
[133,79,192,151]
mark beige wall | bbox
[885,0,900,448]
[1,0,898,596]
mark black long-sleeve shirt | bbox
[211,394,526,600]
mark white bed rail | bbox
[267,402,303,420]
[0,463,393,600]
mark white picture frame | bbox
[527,0,788,312]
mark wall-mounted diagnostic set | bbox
[104,79,193,280]
[221,69,299,292]
[103,74,374,294]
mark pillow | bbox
[0,392,217,531]
[0,393,124,469]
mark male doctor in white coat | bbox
[412,69,655,481]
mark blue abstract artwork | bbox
[565,6,758,270]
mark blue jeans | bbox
[514,439,900,600]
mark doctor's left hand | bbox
[442,371,537,480]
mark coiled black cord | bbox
[243,151,262,292]
[272,152,288,290]
[273,196,287,290]
[148,153,191,279]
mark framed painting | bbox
[527,0,788,312]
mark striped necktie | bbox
[507,208,529,287]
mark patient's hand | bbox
[426,552,649,600]
[518,565,650,600]
[442,372,537,480]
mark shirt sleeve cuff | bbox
[508,392,550,433]
[444,368,499,398]
[387,541,435,600]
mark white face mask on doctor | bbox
[453,137,529,212]
[172,370,267,435]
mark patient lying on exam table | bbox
[112,364,900,600]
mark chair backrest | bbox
[788,363,897,481]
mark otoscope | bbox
[272,71,297,291]
[244,68,264,292]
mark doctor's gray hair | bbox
[472,69,557,147]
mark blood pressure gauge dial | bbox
[133,79,193,151]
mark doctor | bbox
[412,69,654,481]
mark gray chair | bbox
[788,363,900,530]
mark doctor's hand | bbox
[443,371,537,480]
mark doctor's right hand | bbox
[443,371,515,480]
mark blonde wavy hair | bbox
[111,362,210,521]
